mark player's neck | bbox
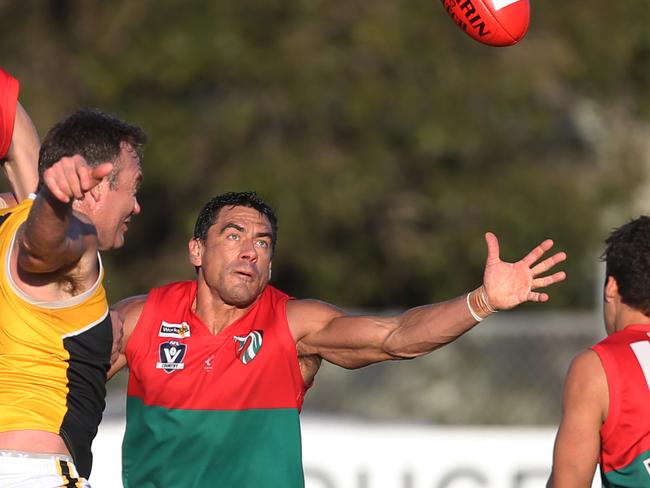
[615,306,650,333]
[192,285,257,335]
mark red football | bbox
[440,0,530,47]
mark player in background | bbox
[0,108,146,486]
[110,191,567,488]
[548,216,650,487]
[0,67,39,204]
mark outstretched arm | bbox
[548,350,604,487]
[293,233,566,368]
[18,156,113,274]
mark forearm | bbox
[19,192,81,273]
[3,102,39,201]
[383,288,492,358]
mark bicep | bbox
[292,300,399,369]
[550,350,605,486]
[107,295,146,377]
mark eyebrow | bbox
[220,223,245,234]
[219,223,274,241]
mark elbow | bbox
[382,334,446,360]
[381,342,427,361]
[17,240,63,274]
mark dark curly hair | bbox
[602,216,650,315]
[193,192,278,253]
[38,108,146,190]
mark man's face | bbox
[191,205,274,308]
[93,143,142,250]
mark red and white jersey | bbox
[593,324,650,486]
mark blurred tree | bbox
[0,0,647,309]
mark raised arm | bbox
[548,350,605,487]
[3,101,39,202]
[108,294,147,379]
[0,67,39,204]
[292,232,566,369]
[18,156,113,274]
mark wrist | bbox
[466,285,497,322]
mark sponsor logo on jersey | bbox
[158,320,191,338]
[233,330,263,365]
[156,341,187,373]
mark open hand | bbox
[483,232,567,310]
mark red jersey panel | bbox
[594,324,650,474]
[0,68,19,158]
[125,281,307,411]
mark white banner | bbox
[89,417,597,488]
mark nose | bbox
[132,197,141,215]
[238,238,258,263]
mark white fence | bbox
[89,416,598,488]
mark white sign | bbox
[90,418,598,488]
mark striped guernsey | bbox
[123,280,307,487]
[0,197,111,478]
[592,324,650,487]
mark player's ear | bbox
[604,276,618,302]
[188,238,202,267]
[88,181,104,203]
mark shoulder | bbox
[563,349,608,419]
[566,349,606,387]
[113,294,148,318]
[286,298,346,342]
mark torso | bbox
[593,324,650,487]
[0,198,111,478]
[123,281,307,488]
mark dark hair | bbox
[193,192,278,252]
[38,108,146,189]
[602,216,650,315]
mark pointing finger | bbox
[91,162,114,182]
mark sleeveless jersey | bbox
[593,324,650,487]
[123,281,307,488]
[0,197,112,478]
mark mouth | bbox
[233,269,256,281]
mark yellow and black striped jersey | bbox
[0,196,111,478]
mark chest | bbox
[128,316,304,411]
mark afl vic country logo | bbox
[233,331,263,365]
[156,341,187,373]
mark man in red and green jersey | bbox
[549,216,650,487]
[110,191,567,488]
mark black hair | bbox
[602,215,650,315]
[193,191,278,253]
[38,108,146,189]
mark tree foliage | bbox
[1,0,648,309]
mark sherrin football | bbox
[440,0,530,47]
